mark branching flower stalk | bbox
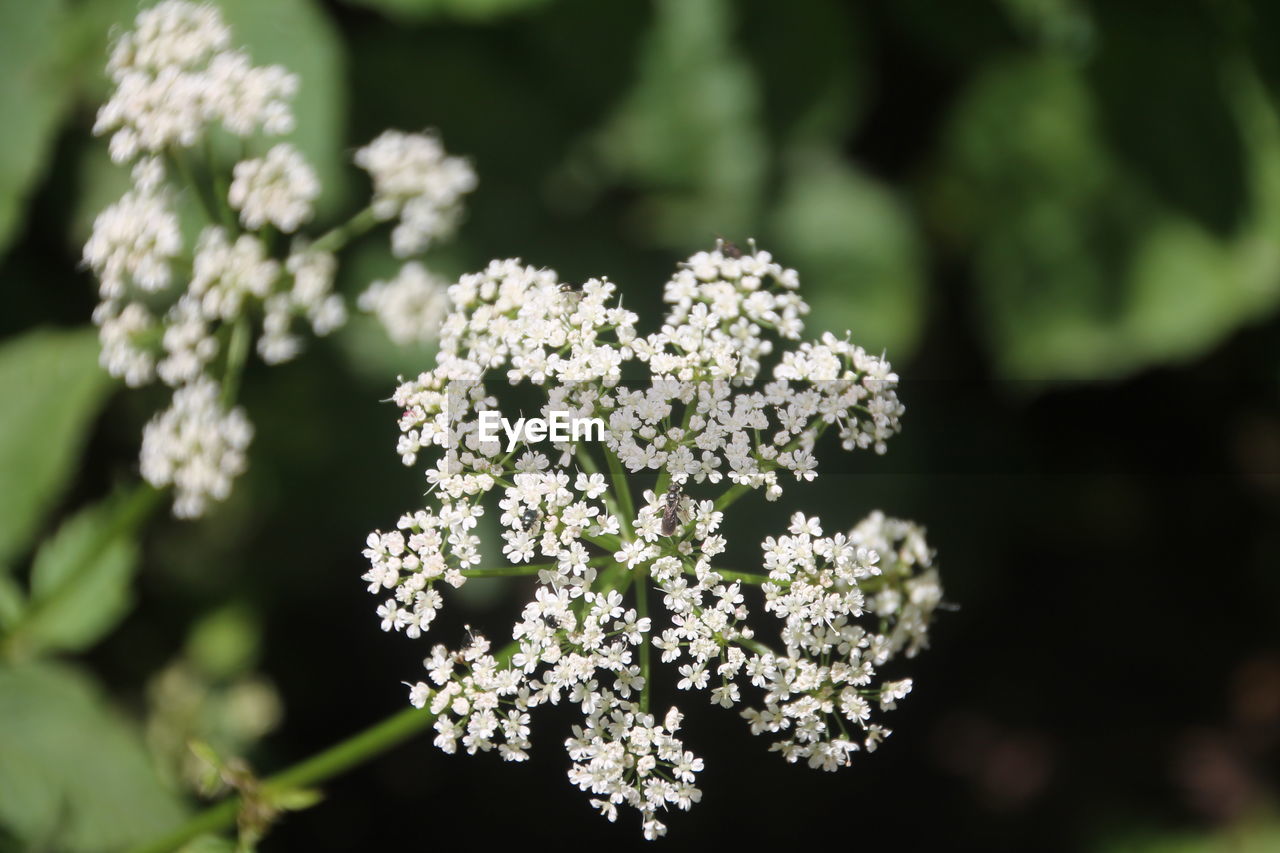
[361,243,944,838]
[84,0,476,518]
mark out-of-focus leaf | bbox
[738,0,865,146]
[61,0,141,106]
[1087,1,1245,235]
[998,0,1094,53]
[211,0,351,218]
[883,0,1019,68]
[0,575,23,631]
[0,328,113,566]
[1248,0,1280,113]
[187,603,261,680]
[937,56,1280,381]
[69,137,132,250]
[341,0,552,21]
[178,835,239,853]
[9,489,154,658]
[0,0,73,259]
[1097,821,1280,853]
[583,0,765,246]
[0,661,185,851]
[770,149,926,359]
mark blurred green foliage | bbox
[0,1,74,257]
[0,662,185,851]
[0,329,112,567]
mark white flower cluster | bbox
[228,143,320,232]
[364,241,941,837]
[743,510,941,770]
[85,1,474,518]
[356,262,451,345]
[568,705,702,840]
[93,0,296,163]
[354,130,477,257]
[139,378,251,519]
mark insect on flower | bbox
[660,481,687,537]
[520,506,542,533]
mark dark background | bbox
[2,1,1279,851]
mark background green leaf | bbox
[341,0,553,22]
[0,661,185,851]
[0,328,112,567]
[1087,0,1246,235]
[770,149,926,357]
[218,0,351,218]
[579,0,766,247]
[0,575,23,631]
[0,0,73,260]
[937,55,1280,380]
[7,489,154,658]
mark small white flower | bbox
[93,0,298,163]
[83,187,182,299]
[189,227,280,323]
[357,261,451,345]
[361,241,939,836]
[354,129,476,256]
[140,378,253,518]
[229,143,319,232]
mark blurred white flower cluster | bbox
[355,130,477,257]
[84,1,475,518]
[363,241,943,837]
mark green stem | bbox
[204,136,237,232]
[461,562,549,578]
[461,557,610,579]
[603,447,635,536]
[129,639,521,853]
[734,635,775,658]
[221,317,251,409]
[714,483,751,512]
[636,565,651,714]
[577,447,631,542]
[685,566,770,585]
[310,206,381,255]
[167,151,214,224]
[127,707,436,853]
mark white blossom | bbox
[85,1,474,523]
[364,241,941,836]
[355,130,477,256]
[83,186,181,300]
[94,0,297,163]
[140,378,252,518]
[357,262,451,345]
[228,143,319,232]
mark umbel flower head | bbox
[363,241,944,839]
[84,0,476,518]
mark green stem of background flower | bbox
[310,205,380,255]
[128,639,521,853]
[636,561,651,713]
[221,317,251,409]
[603,447,635,537]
